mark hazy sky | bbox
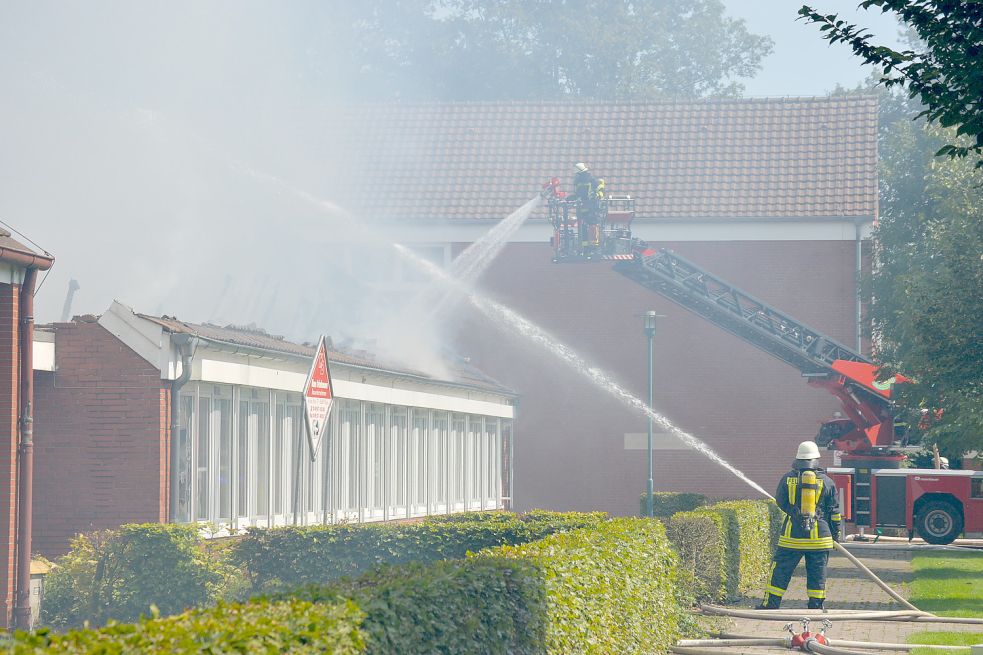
[727,0,904,96]
[4,0,904,355]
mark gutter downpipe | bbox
[13,254,53,631]
[855,220,864,353]
[169,334,197,524]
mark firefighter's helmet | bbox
[796,441,821,461]
[575,162,589,173]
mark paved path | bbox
[717,545,979,647]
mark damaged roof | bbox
[138,313,514,396]
[326,96,878,221]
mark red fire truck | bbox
[542,182,983,543]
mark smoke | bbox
[0,2,504,377]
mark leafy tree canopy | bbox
[297,0,773,101]
[872,112,983,458]
[799,1,983,167]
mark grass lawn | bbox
[908,550,983,655]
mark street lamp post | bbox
[643,311,658,518]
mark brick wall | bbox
[33,321,168,557]
[453,240,859,514]
[0,282,19,627]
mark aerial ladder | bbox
[614,246,906,458]
[540,176,980,542]
[612,245,983,542]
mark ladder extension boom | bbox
[614,247,869,376]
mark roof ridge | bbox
[330,95,879,109]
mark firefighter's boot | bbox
[807,598,825,610]
[755,593,782,610]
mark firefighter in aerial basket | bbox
[573,162,602,253]
[757,440,841,610]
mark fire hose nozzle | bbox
[820,619,832,636]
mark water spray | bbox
[393,244,774,499]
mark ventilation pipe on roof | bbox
[168,333,197,524]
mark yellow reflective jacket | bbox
[776,469,841,550]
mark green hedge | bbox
[667,509,728,601]
[638,491,710,518]
[28,515,683,654]
[289,557,546,654]
[230,510,605,596]
[667,500,773,601]
[41,524,227,630]
[711,501,772,597]
[485,517,681,654]
[16,597,364,654]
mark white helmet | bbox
[939,457,950,469]
[575,162,589,172]
[796,441,821,460]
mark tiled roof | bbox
[139,314,513,396]
[327,97,878,220]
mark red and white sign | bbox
[303,335,334,460]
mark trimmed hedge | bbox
[16,597,364,654]
[667,509,728,601]
[667,500,773,601]
[41,524,227,630]
[638,491,710,518]
[485,517,681,654]
[230,510,605,596]
[27,515,683,654]
[290,557,546,654]
[711,501,772,597]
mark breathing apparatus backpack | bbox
[798,469,819,531]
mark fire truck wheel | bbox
[914,499,964,545]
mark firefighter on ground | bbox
[758,440,841,610]
[573,162,603,255]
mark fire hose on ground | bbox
[719,634,968,651]
[671,616,978,655]
[670,541,983,655]
[699,605,983,625]
[832,542,918,612]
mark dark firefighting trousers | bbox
[763,547,829,608]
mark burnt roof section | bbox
[327,97,878,221]
[138,313,513,396]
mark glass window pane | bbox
[217,399,232,520]
[196,397,211,521]
[342,401,361,512]
[255,401,270,517]
[367,405,384,511]
[289,404,302,517]
[433,413,448,505]
[237,400,249,518]
[391,408,407,508]
[485,418,498,502]
[175,394,195,523]
[274,403,285,515]
[413,413,428,507]
[452,415,466,504]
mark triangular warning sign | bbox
[303,335,334,460]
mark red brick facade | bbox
[33,321,169,557]
[455,239,859,514]
[0,282,20,625]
